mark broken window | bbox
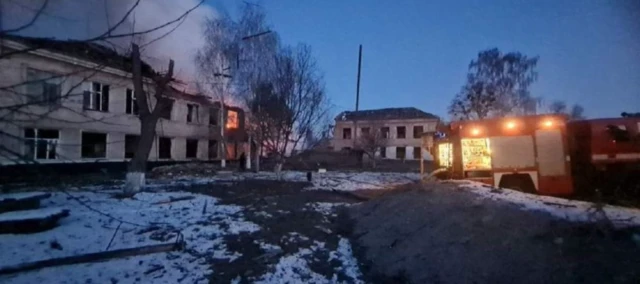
[124,135,139,159]
[413,126,424,138]
[186,139,198,158]
[381,127,390,138]
[397,126,406,139]
[226,110,239,129]
[413,146,421,159]
[24,128,59,160]
[396,147,406,159]
[83,82,109,112]
[160,100,173,120]
[158,137,172,159]
[379,147,386,158]
[125,89,139,115]
[187,104,199,123]
[26,68,61,105]
[208,140,218,159]
[81,132,107,158]
[209,108,219,125]
[343,128,352,139]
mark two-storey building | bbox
[0,35,246,166]
[332,107,439,159]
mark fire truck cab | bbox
[435,114,573,195]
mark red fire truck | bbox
[434,115,640,197]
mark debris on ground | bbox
[348,182,640,283]
[149,162,218,179]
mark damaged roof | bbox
[336,107,438,121]
[4,35,157,78]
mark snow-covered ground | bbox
[159,171,420,192]
[0,173,370,283]
[0,191,258,283]
[456,180,640,228]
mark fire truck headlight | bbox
[471,128,481,136]
[543,120,554,127]
[505,121,516,129]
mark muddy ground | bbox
[346,182,640,284]
[184,179,365,283]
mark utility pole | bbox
[355,44,362,111]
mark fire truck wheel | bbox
[498,173,537,194]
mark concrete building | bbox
[0,35,247,166]
[331,107,439,160]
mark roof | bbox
[336,107,438,121]
[3,35,157,78]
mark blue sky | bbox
[210,0,640,119]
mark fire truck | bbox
[434,114,640,197]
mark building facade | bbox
[0,36,247,166]
[331,107,439,160]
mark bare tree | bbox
[547,99,586,120]
[125,43,174,194]
[449,48,539,120]
[354,123,387,168]
[0,0,204,180]
[260,45,328,172]
[197,4,278,171]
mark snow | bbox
[256,236,363,284]
[0,207,67,222]
[456,180,640,228]
[255,243,330,284]
[329,238,364,284]
[0,192,49,202]
[308,202,350,216]
[0,190,260,283]
[178,171,420,192]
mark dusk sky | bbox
[211,0,640,119]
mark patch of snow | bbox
[307,202,350,216]
[0,190,260,283]
[254,243,329,284]
[254,211,274,218]
[329,238,364,284]
[0,192,49,202]
[456,180,640,228]
[254,240,282,252]
[0,207,67,222]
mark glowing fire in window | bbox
[226,110,238,129]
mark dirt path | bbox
[187,179,364,283]
[346,182,640,284]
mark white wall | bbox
[0,43,240,165]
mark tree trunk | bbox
[126,118,157,194]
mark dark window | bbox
[124,135,139,159]
[208,140,218,159]
[24,128,59,160]
[397,126,406,139]
[187,104,199,123]
[396,147,406,159]
[83,82,109,112]
[26,68,61,105]
[81,132,107,158]
[381,127,390,138]
[413,147,421,159]
[413,126,424,138]
[158,137,172,159]
[209,108,219,125]
[343,128,352,139]
[125,89,139,115]
[160,100,173,120]
[380,147,386,158]
[361,127,370,136]
[186,139,198,158]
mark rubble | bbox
[149,163,218,179]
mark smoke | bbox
[2,0,217,85]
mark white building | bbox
[331,107,439,160]
[0,35,247,166]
